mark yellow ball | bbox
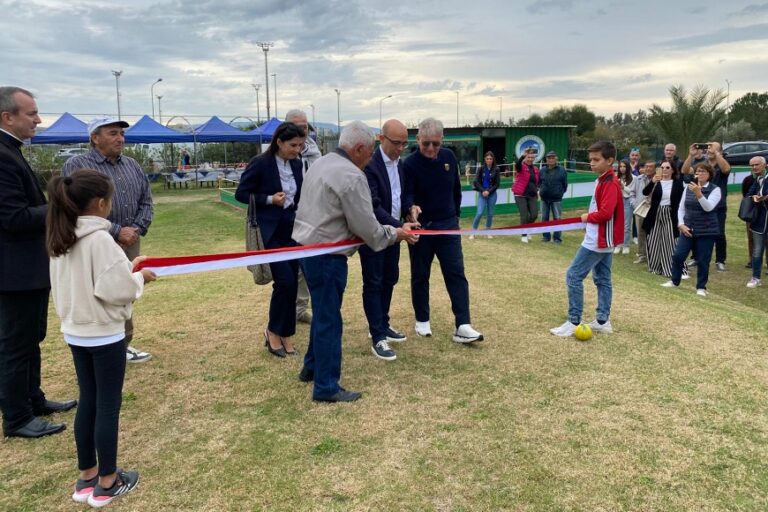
[574,323,593,341]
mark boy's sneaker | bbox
[468,235,475,240]
[613,247,621,254]
[747,278,762,288]
[621,247,630,255]
[696,289,708,297]
[87,469,139,508]
[453,324,483,343]
[661,280,678,288]
[72,476,98,503]
[587,319,613,334]
[414,321,432,337]
[371,340,396,361]
[126,347,151,363]
[550,321,577,337]
[716,262,726,272]
[521,235,529,243]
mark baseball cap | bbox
[88,116,129,135]
[545,150,557,157]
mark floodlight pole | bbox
[111,70,123,119]
[156,95,163,124]
[334,89,341,135]
[379,94,392,131]
[256,41,274,119]
[272,73,278,119]
[252,83,261,124]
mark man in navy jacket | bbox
[360,119,409,361]
[0,86,75,438]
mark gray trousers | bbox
[122,240,140,346]
[296,267,310,316]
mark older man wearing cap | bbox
[61,116,154,364]
[538,150,568,243]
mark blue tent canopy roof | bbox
[124,115,195,143]
[194,116,262,143]
[30,112,89,144]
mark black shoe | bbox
[34,399,77,416]
[5,417,66,438]
[298,366,314,382]
[313,389,362,403]
[264,330,286,358]
[384,327,407,343]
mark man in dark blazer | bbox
[360,119,409,361]
[0,86,75,438]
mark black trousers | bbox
[715,208,727,264]
[0,289,49,433]
[266,211,299,337]
[70,341,126,476]
[360,243,400,344]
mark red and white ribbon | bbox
[137,217,586,277]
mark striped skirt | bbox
[646,205,688,278]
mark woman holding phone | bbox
[662,163,721,296]
[642,163,687,278]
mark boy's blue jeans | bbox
[566,246,613,324]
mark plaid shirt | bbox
[61,149,153,238]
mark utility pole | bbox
[156,95,163,124]
[272,73,278,119]
[256,41,274,119]
[334,89,341,135]
[252,83,261,124]
[150,78,162,119]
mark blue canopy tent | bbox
[125,115,195,143]
[194,116,262,143]
[30,112,89,144]
[249,117,281,143]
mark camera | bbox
[694,143,709,150]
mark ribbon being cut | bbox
[137,217,587,277]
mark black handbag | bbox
[738,196,758,223]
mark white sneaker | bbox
[661,280,678,288]
[487,235,493,239]
[633,256,646,264]
[716,262,726,272]
[621,246,630,255]
[681,273,690,280]
[414,321,432,337]
[614,247,621,254]
[550,320,577,337]
[468,235,475,240]
[587,319,613,334]
[126,347,152,363]
[521,235,529,243]
[747,278,762,288]
[686,259,697,268]
[696,289,708,297]
[632,237,638,245]
[453,324,483,343]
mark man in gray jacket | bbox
[293,121,418,403]
[630,160,656,264]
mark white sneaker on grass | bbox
[696,289,708,297]
[587,319,613,334]
[681,274,690,280]
[614,247,621,254]
[661,280,678,288]
[521,235,529,243]
[621,247,630,255]
[468,235,475,240]
[550,321,577,337]
[453,324,483,343]
[414,321,432,337]
[747,278,762,288]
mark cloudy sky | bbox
[3,0,768,129]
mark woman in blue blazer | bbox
[236,122,305,357]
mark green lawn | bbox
[2,187,767,511]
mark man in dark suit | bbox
[360,119,409,361]
[0,86,75,438]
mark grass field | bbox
[2,185,768,511]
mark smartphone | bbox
[694,143,709,150]
[655,168,662,177]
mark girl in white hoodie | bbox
[47,169,155,508]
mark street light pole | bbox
[111,70,123,119]
[256,41,274,119]
[251,83,261,124]
[334,89,341,136]
[456,91,459,127]
[272,73,278,119]
[379,94,392,130]
[309,103,316,132]
[150,78,162,119]
[499,97,503,124]
[156,95,163,124]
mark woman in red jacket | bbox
[512,148,540,243]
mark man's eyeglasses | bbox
[420,140,442,148]
[383,135,408,147]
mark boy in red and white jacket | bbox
[551,141,623,337]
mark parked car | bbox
[56,148,89,159]
[722,141,768,166]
